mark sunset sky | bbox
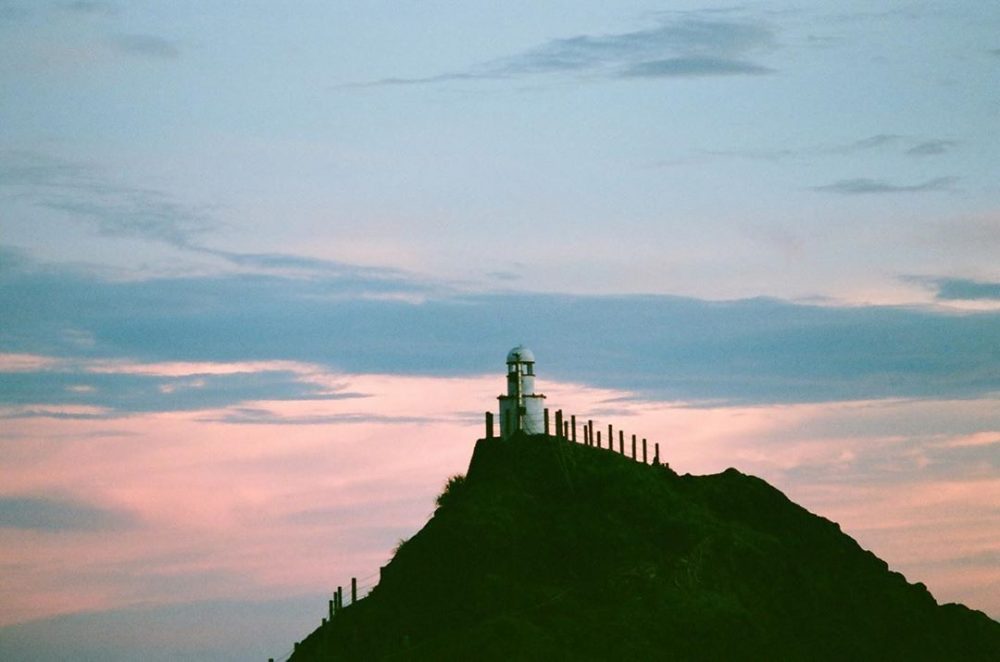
[2,2,998,660]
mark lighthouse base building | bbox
[498,345,546,437]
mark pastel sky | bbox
[1,1,998,660]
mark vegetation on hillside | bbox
[288,434,1000,660]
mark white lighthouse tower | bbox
[498,345,546,437]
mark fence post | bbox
[608,424,613,451]
[337,586,343,613]
[328,598,334,620]
[596,430,602,449]
[654,442,660,465]
[486,411,494,439]
[588,420,594,447]
[642,438,648,464]
[544,408,550,435]
[352,577,358,604]
[555,410,563,439]
[631,434,637,460]
[564,421,569,438]
[571,415,577,443]
[619,430,624,454]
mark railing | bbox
[485,408,667,469]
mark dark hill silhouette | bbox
[286,433,1000,660]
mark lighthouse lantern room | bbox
[498,345,546,437]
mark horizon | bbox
[1,1,998,660]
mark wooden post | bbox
[608,424,613,451]
[328,598,334,620]
[654,442,660,465]
[544,408,550,435]
[485,411,494,439]
[571,415,577,443]
[352,577,358,604]
[564,421,569,438]
[555,410,563,439]
[619,430,624,454]
[643,438,648,464]
[337,586,343,612]
[596,430,602,448]
[588,420,594,446]
[631,434,637,460]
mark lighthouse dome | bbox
[506,345,535,364]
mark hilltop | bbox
[287,434,1000,660]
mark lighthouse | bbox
[498,345,546,437]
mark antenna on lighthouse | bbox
[498,345,546,438]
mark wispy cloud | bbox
[619,56,771,78]
[57,1,118,16]
[202,407,442,426]
[0,151,213,248]
[0,356,367,417]
[0,153,436,294]
[109,33,178,59]
[355,17,775,86]
[0,496,134,531]
[695,134,958,164]
[812,176,958,194]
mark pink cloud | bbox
[2,360,997,628]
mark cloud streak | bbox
[812,176,958,194]
[109,33,179,59]
[356,17,775,86]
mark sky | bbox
[0,1,998,659]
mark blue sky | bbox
[1,2,998,660]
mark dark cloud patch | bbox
[109,33,179,59]
[620,57,772,77]
[0,496,134,531]
[929,278,1000,302]
[906,139,958,157]
[356,17,775,86]
[812,176,957,194]
[2,252,997,406]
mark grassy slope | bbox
[289,434,1000,661]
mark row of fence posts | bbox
[277,572,378,661]
[485,408,664,468]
